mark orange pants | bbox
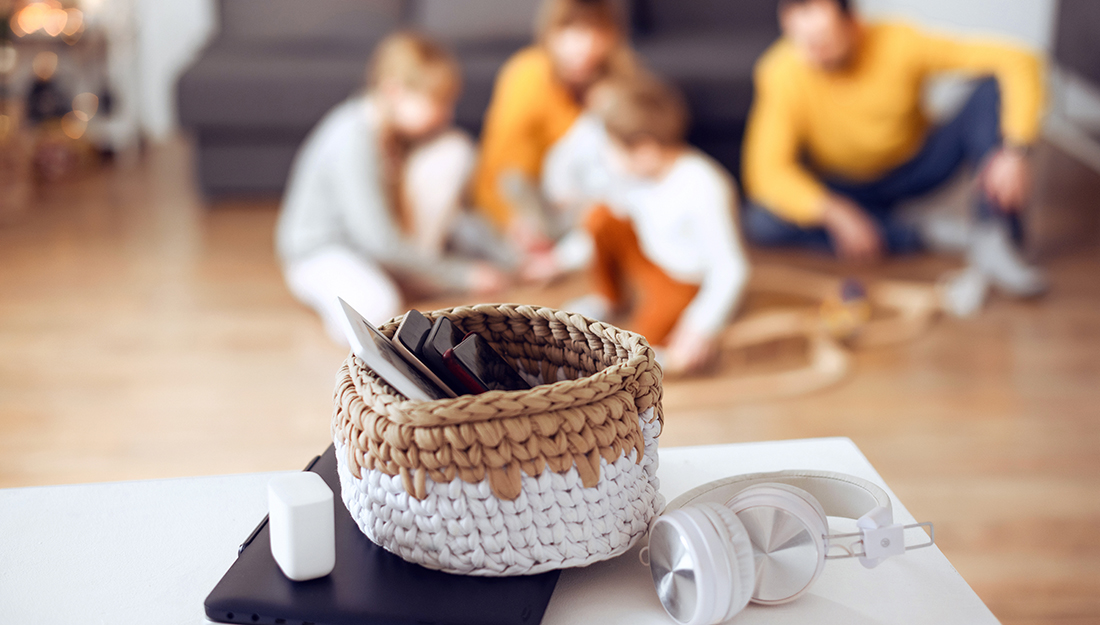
[585,205,699,346]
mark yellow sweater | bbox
[474,47,583,228]
[743,22,1045,225]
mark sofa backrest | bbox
[632,0,781,36]
[219,0,407,49]
[1056,0,1100,87]
[412,0,541,43]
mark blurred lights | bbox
[72,92,98,121]
[11,2,84,39]
[60,111,86,139]
[8,15,26,37]
[62,8,83,36]
[31,50,58,80]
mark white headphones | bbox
[645,470,934,625]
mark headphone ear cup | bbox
[696,503,755,621]
[725,484,830,604]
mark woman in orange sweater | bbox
[473,0,635,259]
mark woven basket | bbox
[331,303,664,576]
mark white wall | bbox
[133,0,216,140]
[856,0,1057,51]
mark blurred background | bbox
[1,1,1098,623]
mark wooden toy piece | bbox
[749,264,944,348]
[699,263,952,400]
[852,278,941,348]
[819,277,873,340]
[714,309,852,400]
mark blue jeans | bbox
[744,78,1021,254]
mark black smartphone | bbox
[392,310,457,397]
[394,310,432,356]
[421,317,474,394]
[443,334,531,394]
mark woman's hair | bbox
[367,31,462,101]
[535,0,624,43]
[599,75,689,148]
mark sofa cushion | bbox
[219,0,405,48]
[634,31,776,126]
[179,44,368,131]
[449,40,527,133]
[632,0,780,37]
[412,0,540,43]
[194,140,301,195]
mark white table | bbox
[0,438,999,624]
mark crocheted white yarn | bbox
[336,407,663,576]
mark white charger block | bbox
[268,472,336,581]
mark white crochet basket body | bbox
[331,304,664,576]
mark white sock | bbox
[916,211,973,254]
[938,267,990,318]
[967,221,1048,297]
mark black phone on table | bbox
[443,333,531,394]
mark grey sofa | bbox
[177,0,780,197]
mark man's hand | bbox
[665,326,719,376]
[982,147,1032,212]
[468,262,511,297]
[820,194,883,263]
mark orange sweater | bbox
[743,22,1045,225]
[473,47,583,228]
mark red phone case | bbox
[442,348,489,394]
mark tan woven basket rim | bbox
[350,303,662,427]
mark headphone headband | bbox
[664,470,892,523]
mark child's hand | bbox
[469,263,511,297]
[520,251,562,285]
[665,327,718,376]
[508,217,554,256]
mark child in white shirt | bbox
[574,76,750,374]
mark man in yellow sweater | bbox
[743,0,1047,296]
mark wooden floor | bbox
[1,138,1098,624]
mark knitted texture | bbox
[336,408,661,575]
[330,303,664,575]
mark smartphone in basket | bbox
[443,333,531,394]
[392,310,458,397]
[336,299,451,402]
[421,317,476,394]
